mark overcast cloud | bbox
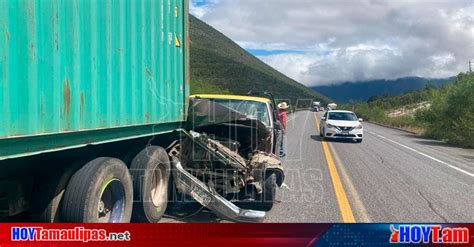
[190,0,474,86]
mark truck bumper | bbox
[170,157,266,223]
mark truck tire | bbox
[130,146,170,223]
[255,173,277,211]
[61,158,133,223]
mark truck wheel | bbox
[130,146,170,223]
[61,158,133,223]
[255,173,277,211]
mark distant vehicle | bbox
[320,110,364,143]
[312,101,321,112]
[327,103,338,110]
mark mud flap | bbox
[170,157,265,223]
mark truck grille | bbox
[334,134,356,137]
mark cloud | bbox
[192,0,474,86]
[189,0,219,18]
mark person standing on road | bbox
[277,102,289,157]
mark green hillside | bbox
[341,73,474,148]
[189,15,330,105]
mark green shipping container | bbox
[0,0,189,160]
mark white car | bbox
[320,110,364,143]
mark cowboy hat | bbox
[278,102,289,109]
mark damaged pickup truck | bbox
[168,94,286,222]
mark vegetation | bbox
[341,73,474,148]
[189,15,330,105]
[416,73,474,147]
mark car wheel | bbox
[322,128,327,140]
[62,158,133,223]
[130,146,170,223]
[254,173,277,212]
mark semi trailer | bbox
[312,101,321,112]
[0,0,283,223]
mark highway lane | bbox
[265,110,341,222]
[265,110,473,223]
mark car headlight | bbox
[355,124,363,129]
[327,124,337,129]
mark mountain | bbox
[312,77,454,103]
[189,15,331,104]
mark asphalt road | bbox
[162,110,473,223]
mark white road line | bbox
[372,133,474,178]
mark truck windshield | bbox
[328,112,357,121]
[212,99,271,126]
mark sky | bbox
[190,0,474,86]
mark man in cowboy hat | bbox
[277,102,289,157]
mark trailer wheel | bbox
[255,173,277,211]
[61,158,133,223]
[130,146,170,222]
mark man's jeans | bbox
[280,133,286,157]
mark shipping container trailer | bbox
[0,0,190,222]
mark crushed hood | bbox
[188,98,270,134]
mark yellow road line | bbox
[314,114,356,223]
[328,141,371,222]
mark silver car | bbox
[320,110,364,143]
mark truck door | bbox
[268,103,282,155]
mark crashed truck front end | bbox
[168,97,285,222]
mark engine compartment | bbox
[175,129,283,196]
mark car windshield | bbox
[328,112,357,121]
[212,99,271,126]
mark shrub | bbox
[417,73,474,147]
